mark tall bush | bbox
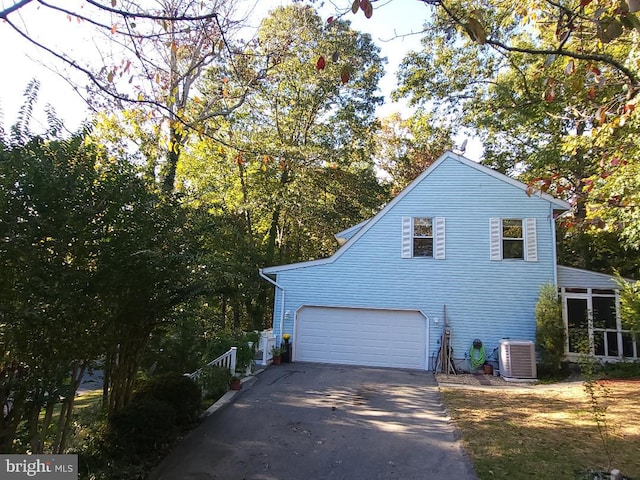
[535,283,566,375]
[615,274,640,337]
[133,373,202,425]
[197,366,232,401]
[108,398,177,455]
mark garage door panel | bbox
[295,307,427,370]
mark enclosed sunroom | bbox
[558,266,638,361]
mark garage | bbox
[294,306,428,370]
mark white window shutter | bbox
[490,218,501,260]
[525,217,538,262]
[434,217,446,259]
[401,216,412,258]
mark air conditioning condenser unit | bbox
[499,339,536,381]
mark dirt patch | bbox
[435,372,529,387]
[439,379,640,479]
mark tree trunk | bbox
[27,392,44,453]
[102,353,111,410]
[0,385,26,453]
[232,296,241,330]
[54,362,86,453]
[221,294,227,329]
[108,332,150,415]
[162,125,182,194]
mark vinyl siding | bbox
[269,155,559,366]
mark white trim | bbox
[561,287,638,360]
[489,217,501,260]
[259,269,286,342]
[551,206,559,286]
[525,217,537,262]
[401,216,413,258]
[434,216,446,260]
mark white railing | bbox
[187,346,237,380]
[258,330,277,366]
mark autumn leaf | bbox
[351,0,359,14]
[111,0,117,6]
[564,60,575,76]
[588,86,596,100]
[466,17,487,44]
[111,23,118,34]
[599,18,623,43]
[340,66,351,84]
[545,87,555,102]
[362,0,373,18]
[327,16,334,24]
[580,0,593,6]
[316,56,326,70]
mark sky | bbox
[0,0,481,158]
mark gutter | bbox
[259,268,286,342]
[551,206,571,288]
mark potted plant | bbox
[281,333,292,363]
[229,375,242,391]
[271,346,282,365]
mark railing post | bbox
[230,347,237,374]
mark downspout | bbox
[551,204,559,287]
[259,269,286,342]
[551,205,572,287]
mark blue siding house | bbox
[260,151,638,371]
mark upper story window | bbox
[490,217,537,262]
[502,219,524,259]
[402,216,445,259]
[413,217,433,257]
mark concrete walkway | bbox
[149,363,477,480]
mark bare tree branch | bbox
[84,0,219,22]
[0,0,33,19]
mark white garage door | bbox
[294,306,428,370]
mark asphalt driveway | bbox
[149,363,477,480]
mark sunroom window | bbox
[563,288,638,359]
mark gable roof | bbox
[262,151,571,274]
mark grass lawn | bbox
[74,389,103,410]
[440,380,640,479]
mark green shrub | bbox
[133,373,202,425]
[197,365,232,401]
[535,283,566,375]
[602,360,640,379]
[108,398,177,455]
